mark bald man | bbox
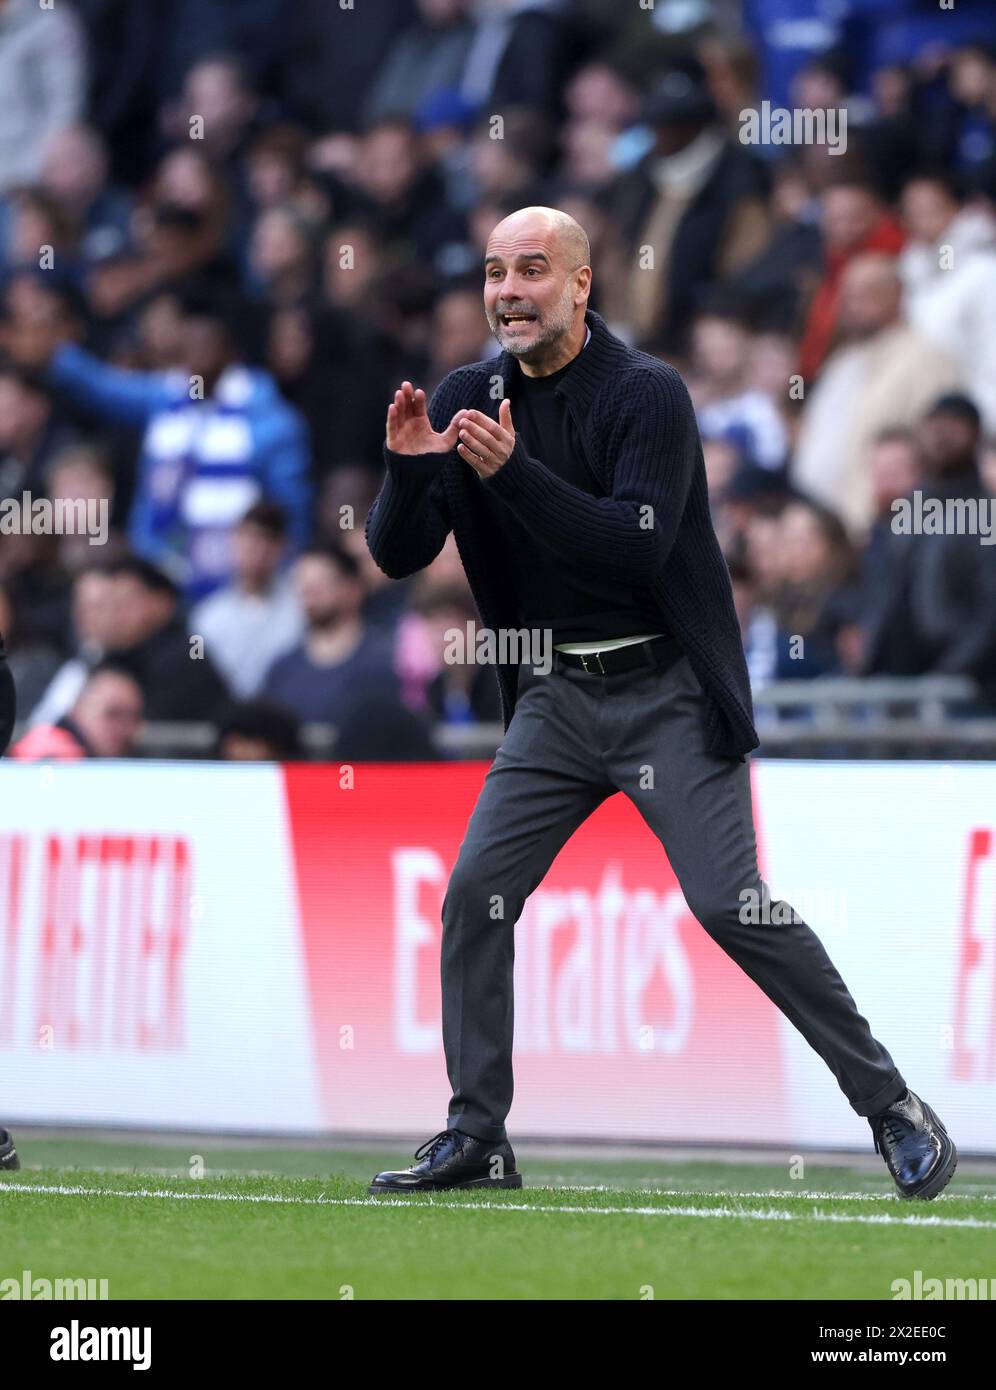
[365,207,956,1201]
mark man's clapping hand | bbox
[386,381,462,455]
[455,399,516,479]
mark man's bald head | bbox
[489,206,591,271]
[483,206,592,371]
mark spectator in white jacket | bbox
[0,0,87,195]
[792,253,962,539]
[899,173,996,434]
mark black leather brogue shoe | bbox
[369,1128,521,1195]
[0,1128,20,1172]
[870,1090,957,1200]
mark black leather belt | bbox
[553,635,683,677]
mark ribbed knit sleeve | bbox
[363,374,465,580]
[479,367,698,585]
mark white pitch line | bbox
[545,1185,996,1202]
[2,1182,994,1229]
[22,1169,996,1203]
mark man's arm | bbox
[465,368,699,584]
[48,343,178,428]
[364,379,459,580]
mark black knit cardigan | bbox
[365,308,759,760]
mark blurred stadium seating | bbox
[1,0,995,763]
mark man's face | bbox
[294,555,360,628]
[434,290,487,371]
[919,413,979,474]
[0,375,48,448]
[233,522,283,585]
[821,186,879,253]
[359,126,416,204]
[692,317,747,384]
[221,732,278,761]
[869,439,919,508]
[183,62,249,145]
[837,259,900,339]
[901,180,958,246]
[183,318,231,388]
[483,220,582,361]
[779,504,832,585]
[106,576,173,649]
[72,571,116,646]
[41,127,105,209]
[74,673,143,757]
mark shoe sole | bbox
[368,1173,523,1196]
[899,1106,957,1201]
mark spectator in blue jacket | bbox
[33,282,311,600]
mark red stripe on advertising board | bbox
[282,761,788,1141]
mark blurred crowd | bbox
[0,0,995,761]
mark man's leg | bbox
[443,663,614,1141]
[607,653,907,1118]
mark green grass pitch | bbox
[2,1135,994,1300]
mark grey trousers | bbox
[442,651,907,1141]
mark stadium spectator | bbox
[32,557,230,724]
[0,0,87,195]
[610,55,771,353]
[27,566,118,727]
[0,1,992,750]
[765,499,860,680]
[351,117,467,273]
[0,581,62,721]
[898,171,996,432]
[860,395,996,692]
[727,554,778,691]
[457,0,578,121]
[10,281,311,599]
[725,159,823,328]
[164,54,261,170]
[796,176,905,383]
[216,697,301,761]
[43,442,126,576]
[325,470,413,637]
[261,544,398,724]
[857,427,923,588]
[246,203,320,310]
[361,0,475,128]
[11,660,143,761]
[466,111,553,208]
[280,0,416,134]
[97,557,230,720]
[792,253,962,536]
[424,283,492,396]
[926,43,996,191]
[191,500,303,699]
[333,693,441,762]
[415,582,502,728]
[36,125,133,268]
[0,364,74,498]
[688,303,789,473]
[266,304,393,476]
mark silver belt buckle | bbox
[579,650,606,675]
